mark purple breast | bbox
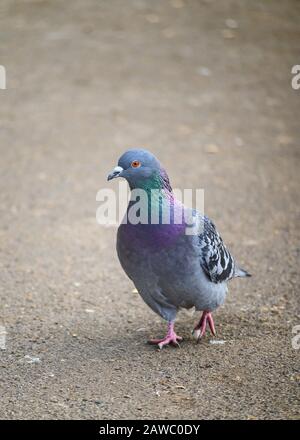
[118,222,185,252]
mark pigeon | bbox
[107,149,251,348]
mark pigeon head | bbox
[107,149,172,191]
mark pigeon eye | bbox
[131,160,141,168]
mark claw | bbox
[148,322,182,349]
[207,313,216,336]
[193,311,216,341]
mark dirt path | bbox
[0,0,299,419]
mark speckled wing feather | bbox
[198,216,235,283]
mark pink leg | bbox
[148,321,183,349]
[193,311,216,341]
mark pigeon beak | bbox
[107,166,123,181]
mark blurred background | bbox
[0,0,299,420]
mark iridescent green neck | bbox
[127,171,176,225]
[132,170,173,194]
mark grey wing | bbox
[198,216,235,283]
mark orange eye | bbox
[131,160,141,168]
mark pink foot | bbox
[193,311,216,341]
[148,322,183,349]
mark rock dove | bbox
[107,149,251,348]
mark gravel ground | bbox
[0,0,299,420]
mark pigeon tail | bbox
[235,267,252,278]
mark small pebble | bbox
[197,66,211,77]
[205,143,219,154]
[222,29,235,39]
[225,18,238,29]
